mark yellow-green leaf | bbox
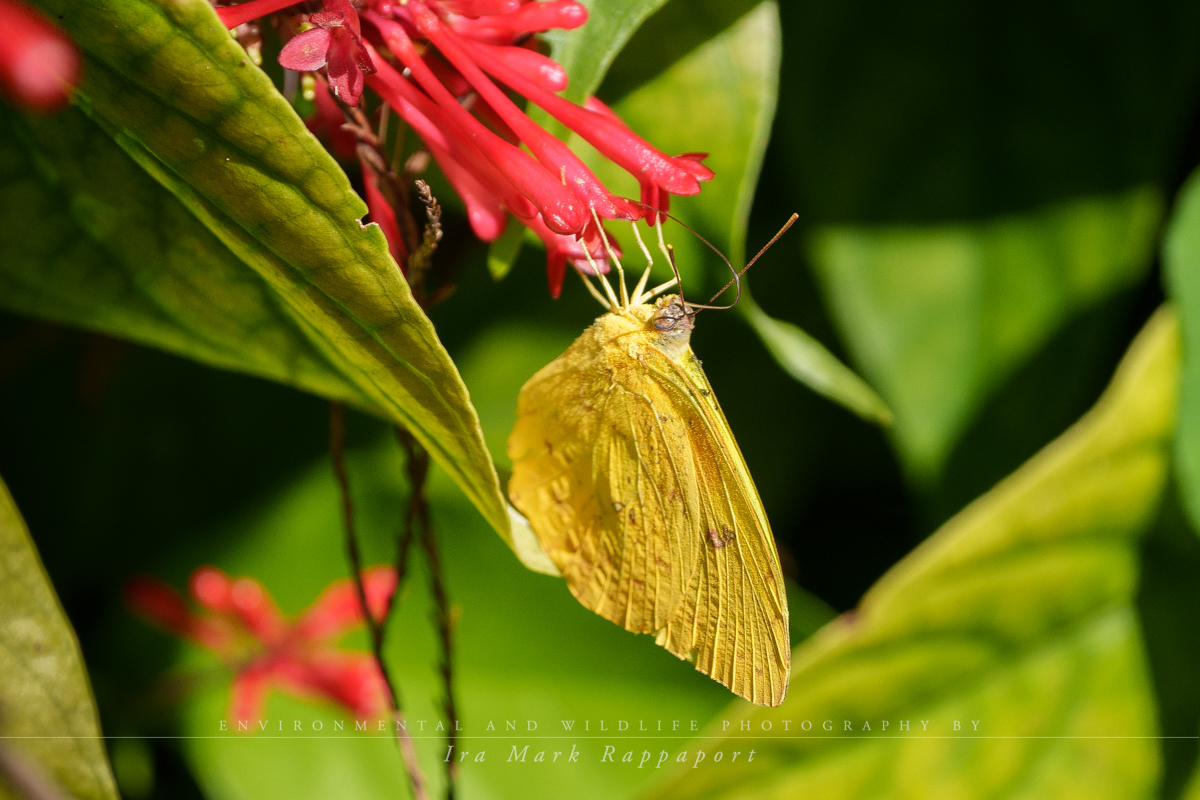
[812,187,1162,483]
[0,477,118,800]
[644,306,1178,800]
[1164,167,1200,534]
[20,0,509,541]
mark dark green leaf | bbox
[0,476,118,800]
[644,307,1177,800]
[23,0,509,541]
[487,216,526,282]
[1165,169,1200,534]
[811,187,1162,483]
[743,296,892,425]
[0,106,371,410]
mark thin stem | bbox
[330,403,429,800]
[396,427,459,800]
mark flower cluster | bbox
[126,565,397,721]
[215,0,712,296]
[0,0,80,112]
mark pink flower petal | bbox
[460,36,707,199]
[431,143,508,242]
[278,26,332,72]
[0,0,80,112]
[442,0,521,18]
[296,565,399,641]
[229,576,288,644]
[325,28,368,105]
[228,663,273,724]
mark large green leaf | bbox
[1165,168,1200,534]
[811,187,1162,482]
[643,306,1178,800]
[0,106,371,410]
[0,477,118,800]
[542,0,670,104]
[20,0,507,540]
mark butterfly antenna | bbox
[626,200,743,312]
[707,213,799,305]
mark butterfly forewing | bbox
[508,313,699,633]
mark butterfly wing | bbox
[508,311,790,707]
[507,314,701,634]
[649,349,791,707]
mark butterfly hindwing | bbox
[643,350,790,707]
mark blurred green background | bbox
[6,0,1200,798]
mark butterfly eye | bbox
[650,297,696,332]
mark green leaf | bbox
[23,0,509,541]
[1182,758,1200,800]
[486,216,526,282]
[742,295,892,425]
[0,106,370,411]
[543,0,671,103]
[0,476,119,800]
[643,307,1178,800]
[811,186,1162,483]
[1164,168,1200,535]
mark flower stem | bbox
[396,426,458,800]
[329,402,429,800]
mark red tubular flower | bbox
[450,0,588,35]
[126,565,398,721]
[216,0,710,295]
[456,35,713,216]
[305,75,358,161]
[360,155,408,265]
[401,1,639,224]
[217,0,300,29]
[363,44,538,223]
[368,15,586,234]
[0,0,80,112]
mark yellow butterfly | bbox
[506,218,791,706]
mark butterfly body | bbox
[507,295,790,706]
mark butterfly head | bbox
[651,294,695,333]
[647,295,695,360]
